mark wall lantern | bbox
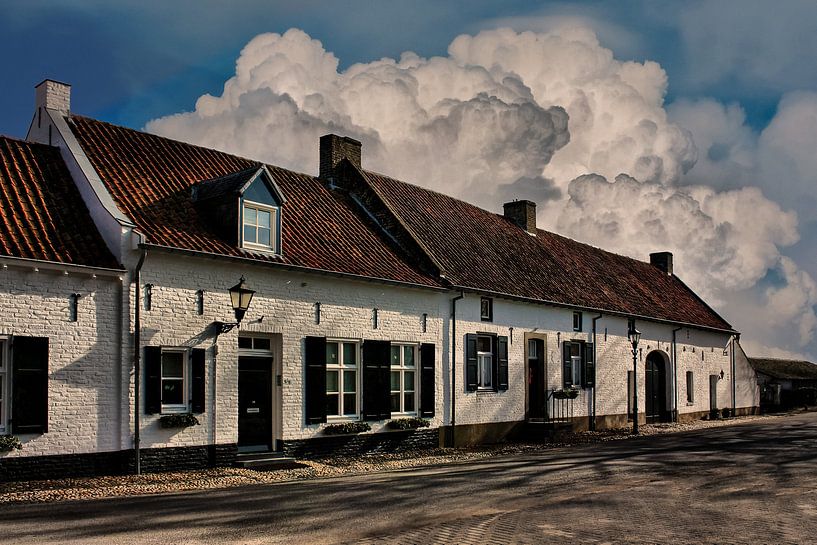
[219,276,255,333]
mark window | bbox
[562,340,595,389]
[238,336,271,351]
[196,290,204,315]
[480,297,493,322]
[326,341,358,417]
[628,318,636,333]
[390,344,417,414]
[145,347,205,415]
[686,371,694,403]
[465,334,509,392]
[573,311,582,332]
[160,349,188,413]
[242,202,276,251]
[69,294,80,322]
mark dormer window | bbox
[242,202,275,250]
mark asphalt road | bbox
[3,413,817,544]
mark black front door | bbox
[645,353,666,423]
[238,356,272,451]
[528,339,546,419]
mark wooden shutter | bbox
[420,343,435,417]
[497,336,509,391]
[304,336,327,424]
[144,346,162,414]
[11,336,49,434]
[562,341,572,388]
[191,348,206,414]
[582,342,595,388]
[362,340,391,421]
[465,334,478,392]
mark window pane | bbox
[244,225,256,243]
[326,343,339,365]
[403,346,414,367]
[479,356,492,387]
[343,370,356,393]
[391,346,400,366]
[528,340,537,358]
[391,371,400,391]
[238,337,252,349]
[326,370,339,393]
[477,336,491,353]
[161,352,184,378]
[162,379,184,405]
[342,343,356,365]
[391,393,400,412]
[404,392,415,412]
[343,394,357,415]
[258,227,271,247]
[326,393,339,416]
[404,371,415,391]
[253,337,271,350]
[258,209,271,228]
[244,206,257,225]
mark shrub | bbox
[387,417,431,430]
[553,388,580,400]
[323,421,371,435]
[159,413,200,429]
[0,435,22,452]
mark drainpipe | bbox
[731,333,739,416]
[133,247,147,475]
[449,291,464,447]
[671,326,683,423]
[591,313,603,431]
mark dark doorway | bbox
[238,356,273,452]
[645,352,667,423]
[528,339,546,420]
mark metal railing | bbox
[545,389,575,424]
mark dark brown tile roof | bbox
[0,136,120,269]
[363,170,733,331]
[67,116,441,287]
[749,358,817,380]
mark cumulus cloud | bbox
[147,26,817,357]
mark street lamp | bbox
[220,276,255,333]
[628,323,641,435]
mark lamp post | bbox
[628,324,641,435]
[220,276,255,333]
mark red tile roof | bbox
[0,136,120,269]
[362,170,733,331]
[67,116,441,288]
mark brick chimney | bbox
[35,79,71,117]
[650,252,673,275]
[319,134,362,181]
[503,200,537,234]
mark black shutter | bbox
[562,341,572,388]
[11,336,49,434]
[304,336,327,424]
[362,340,391,421]
[497,336,509,391]
[583,342,595,388]
[420,343,435,417]
[144,346,162,414]
[465,334,478,391]
[191,348,206,413]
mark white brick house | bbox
[0,80,758,478]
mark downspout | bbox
[731,333,739,416]
[672,326,683,423]
[591,313,603,431]
[449,291,464,447]
[133,247,147,475]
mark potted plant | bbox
[159,413,200,429]
[0,435,22,453]
[387,417,431,430]
[323,421,371,435]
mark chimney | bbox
[319,134,362,181]
[35,79,71,117]
[650,252,673,275]
[503,200,537,234]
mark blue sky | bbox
[3,1,817,358]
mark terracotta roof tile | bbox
[363,170,733,331]
[0,136,120,269]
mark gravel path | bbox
[0,413,787,505]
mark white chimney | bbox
[35,79,71,117]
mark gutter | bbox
[449,290,465,447]
[0,255,124,276]
[672,326,683,422]
[591,313,603,431]
[133,247,147,475]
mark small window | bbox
[628,318,636,333]
[238,336,271,351]
[196,290,204,315]
[161,349,187,413]
[390,344,417,414]
[69,293,80,322]
[144,284,153,311]
[477,336,493,389]
[573,311,582,332]
[242,203,276,251]
[686,371,695,403]
[480,297,493,322]
[528,339,537,359]
[326,341,359,417]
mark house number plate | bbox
[246,408,260,414]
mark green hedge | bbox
[159,413,200,429]
[387,417,431,430]
[0,435,22,452]
[323,421,371,435]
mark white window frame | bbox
[477,336,493,390]
[390,343,418,415]
[241,199,278,253]
[0,338,8,433]
[326,339,360,420]
[160,347,189,414]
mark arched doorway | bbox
[645,351,668,423]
